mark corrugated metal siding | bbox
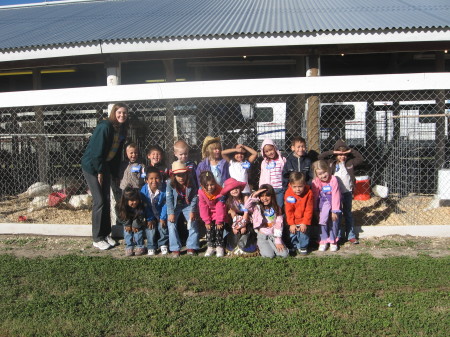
[0,0,449,49]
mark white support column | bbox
[106,64,121,231]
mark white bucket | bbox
[438,169,450,200]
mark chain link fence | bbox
[0,90,449,225]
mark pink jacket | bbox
[311,176,341,212]
[259,138,286,187]
[244,197,284,245]
[198,189,227,224]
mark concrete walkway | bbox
[0,222,449,238]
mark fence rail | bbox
[0,74,449,226]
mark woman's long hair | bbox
[108,102,129,131]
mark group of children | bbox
[116,135,363,258]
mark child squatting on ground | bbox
[117,187,147,257]
[284,171,314,256]
[245,184,289,258]
[140,166,169,256]
[319,139,363,244]
[166,161,200,257]
[312,160,341,252]
[222,177,258,255]
[198,171,227,257]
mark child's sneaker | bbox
[298,248,308,256]
[216,246,225,257]
[205,247,215,257]
[135,248,146,256]
[318,244,328,252]
[330,244,339,252]
[147,249,156,256]
[160,246,168,255]
[186,249,196,256]
[349,238,359,244]
[172,251,180,258]
[105,235,117,247]
[125,248,134,257]
[93,240,111,250]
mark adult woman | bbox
[81,103,129,250]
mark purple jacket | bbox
[196,158,230,187]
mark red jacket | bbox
[284,185,314,226]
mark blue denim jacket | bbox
[165,180,198,215]
[140,182,168,221]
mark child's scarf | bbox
[204,185,222,200]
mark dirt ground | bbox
[0,234,448,259]
[2,195,449,226]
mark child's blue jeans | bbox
[124,228,144,249]
[145,222,169,250]
[167,205,200,252]
[289,227,310,250]
[338,191,357,241]
[274,188,284,209]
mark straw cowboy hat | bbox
[171,161,188,175]
[221,178,246,196]
[201,136,221,158]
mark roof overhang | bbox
[1,28,448,63]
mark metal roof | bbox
[0,0,449,50]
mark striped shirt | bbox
[268,160,283,189]
[106,132,120,162]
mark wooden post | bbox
[286,57,306,151]
[306,55,320,154]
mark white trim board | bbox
[0,29,448,62]
[0,73,449,108]
[0,223,448,238]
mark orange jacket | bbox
[284,185,314,226]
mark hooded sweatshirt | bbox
[318,139,363,191]
[284,185,314,226]
[259,139,286,188]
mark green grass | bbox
[0,255,449,337]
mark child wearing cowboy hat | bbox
[196,136,230,187]
[166,161,200,257]
[221,177,258,256]
[221,143,258,194]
